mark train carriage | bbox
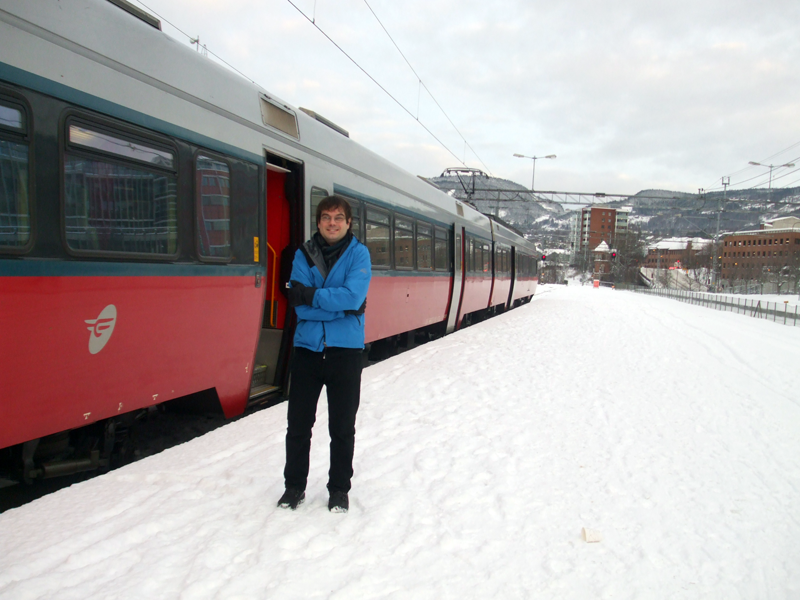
[0,0,538,482]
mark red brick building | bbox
[721,217,800,282]
[644,238,710,269]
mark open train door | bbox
[249,152,305,403]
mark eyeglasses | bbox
[320,214,347,224]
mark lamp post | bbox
[513,153,556,191]
[748,161,795,202]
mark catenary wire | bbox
[284,0,471,170]
[132,0,258,85]
[705,140,800,191]
[362,0,492,175]
[133,0,470,170]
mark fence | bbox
[628,286,800,327]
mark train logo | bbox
[85,305,117,355]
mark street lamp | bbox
[748,161,796,202]
[513,153,556,191]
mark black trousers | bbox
[283,347,363,494]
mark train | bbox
[0,0,538,483]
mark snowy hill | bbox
[427,170,800,247]
[1,285,799,599]
[601,187,800,238]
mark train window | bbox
[309,187,327,236]
[0,100,30,249]
[0,104,24,131]
[394,216,413,269]
[416,221,432,270]
[260,96,299,139]
[69,124,174,169]
[196,154,231,259]
[365,206,390,267]
[434,227,449,271]
[454,232,461,273]
[63,120,178,256]
[348,199,362,242]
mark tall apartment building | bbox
[572,206,630,256]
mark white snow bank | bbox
[2,285,800,599]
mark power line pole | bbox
[712,179,728,290]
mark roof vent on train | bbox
[260,95,299,139]
[299,108,349,138]
[106,0,161,30]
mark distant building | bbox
[720,217,800,281]
[592,240,613,279]
[573,206,630,256]
[643,238,711,270]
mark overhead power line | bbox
[362,0,492,175]
[706,141,800,191]
[133,0,257,84]
[134,0,474,171]
[284,0,476,172]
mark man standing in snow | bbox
[278,195,371,513]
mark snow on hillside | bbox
[1,285,799,599]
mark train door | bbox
[446,227,465,333]
[507,247,517,308]
[250,152,304,400]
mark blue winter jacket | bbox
[290,235,372,352]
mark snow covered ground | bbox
[2,285,800,600]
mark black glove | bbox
[344,298,367,316]
[287,280,316,307]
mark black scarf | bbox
[314,231,353,271]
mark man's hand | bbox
[344,298,367,316]
[287,280,317,307]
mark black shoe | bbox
[277,488,305,510]
[328,490,349,513]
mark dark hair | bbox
[316,195,352,226]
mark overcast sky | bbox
[134,0,800,196]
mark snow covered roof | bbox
[731,216,800,235]
[763,216,800,230]
[647,237,711,251]
[593,241,610,252]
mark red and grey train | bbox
[0,0,538,482]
